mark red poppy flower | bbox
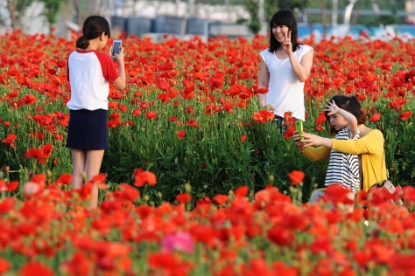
[369,113,381,123]
[134,170,157,187]
[21,94,37,105]
[132,109,141,117]
[148,252,181,271]
[213,194,228,206]
[168,116,178,122]
[252,110,274,124]
[19,262,54,276]
[6,181,19,192]
[42,144,53,158]
[283,127,295,140]
[254,87,269,94]
[56,174,72,185]
[288,170,305,185]
[177,130,186,140]
[400,111,413,121]
[0,257,10,274]
[240,134,247,142]
[267,227,294,246]
[26,148,46,164]
[2,133,17,148]
[145,111,157,119]
[323,184,354,205]
[234,186,248,197]
[176,193,192,204]
[315,111,326,124]
[185,119,199,128]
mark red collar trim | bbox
[75,49,96,53]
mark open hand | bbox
[325,101,339,116]
[301,132,325,147]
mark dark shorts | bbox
[66,109,108,150]
[273,115,288,133]
[273,115,297,133]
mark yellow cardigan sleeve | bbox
[332,129,384,155]
[301,146,331,162]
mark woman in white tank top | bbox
[257,9,314,130]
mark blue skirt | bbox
[66,109,108,150]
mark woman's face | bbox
[329,113,349,131]
[272,23,289,43]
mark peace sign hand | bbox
[282,31,292,54]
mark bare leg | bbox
[84,150,105,209]
[71,149,86,189]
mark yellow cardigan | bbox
[302,129,387,192]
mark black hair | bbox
[325,95,367,135]
[268,9,299,53]
[76,15,111,49]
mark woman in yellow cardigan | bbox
[293,108,387,199]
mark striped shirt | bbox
[325,127,361,193]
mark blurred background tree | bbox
[6,0,64,30]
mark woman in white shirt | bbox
[257,9,314,130]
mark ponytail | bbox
[76,35,89,49]
[75,16,110,49]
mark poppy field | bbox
[0,30,415,274]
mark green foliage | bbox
[244,0,261,34]
[42,0,64,24]
[6,0,63,28]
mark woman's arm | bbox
[113,46,126,90]
[257,60,269,108]
[292,132,331,161]
[282,33,313,82]
[289,49,314,83]
[302,130,382,155]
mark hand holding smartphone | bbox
[296,120,303,140]
[112,40,122,59]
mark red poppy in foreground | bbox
[288,170,305,185]
[134,170,157,187]
[0,258,10,274]
[19,262,54,276]
[370,113,381,123]
[42,144,53,159]
[234,186,248,197]
[252,110,274,124]
[400,111,413,121]
[26,148,46,164]
[213,194,228,206]
[176,193,192,204]
[56,174,72,185]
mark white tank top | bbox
[260,45,313,121]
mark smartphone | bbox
[112,40,122,58]
[296,120,303,140]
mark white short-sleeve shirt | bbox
[260,45,313,121]
[67,50,119,110]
